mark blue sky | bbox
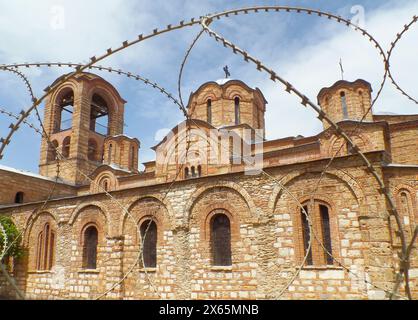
[0,0,417,173]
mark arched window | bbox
[211,214,232,266]
[47,140,59,162]
[300,206,313,265]
[108,143,113,164]
[299,201,335,266]
[140,220,157,268]
[319,205,333,265]
[197,165,202,177]
[82,226,98,269]
[88,139,98,161]
[36,223,55,271]
[130,146,135,169]
[207,99,212,124]
[398,191,416,235]
[184,167,189,179]
[234,97,240,125]
[14,192,24,204]
[340,91,349,119]
[191,166,196,178]
[90,94,109,135]
[55,90,74,133]
[62,136,71,158]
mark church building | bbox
[0,72,417,300]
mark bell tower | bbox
[317,79,373,130]
[39,72,127,185]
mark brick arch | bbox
[119,195,174,238]
[23,210,58,245]
[185,181,258,224]
[292,195,342,266]
[393,184,417,228]
[199,90,222,104]
[91,170,118,193]
[159,124,216,178]
[269,170,365,216]
[86,83,120,113]
[50,82,78,107]
[68,203,111,236]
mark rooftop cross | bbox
[223,65,231,78]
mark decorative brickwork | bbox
[0,75,417,300]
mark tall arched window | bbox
[108,143,113,164]
[82,226,98,269]
[88,139,98,161]
[340,91,349,119]
[130,146,135,169]
[184,167,189,179]
[55,90,74,133]
[140,220,157,268]
[14,192,24,204]
[211,214,232,266]
[300,206,313,265]
[36,223,55,271]
[62,136,71,158]
[197,165,202,177]
[207,99,212,124]
[191,166,196,178]
[234,97,240,125]
[299,201,335,266]
[90,94,109,135]
[319,205,333,265]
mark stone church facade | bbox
[0,73,417,300]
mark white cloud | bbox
[260,1,418,139]
[0,0,417,171]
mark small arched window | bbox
[82,226,98,270]
[191,166,196,178]
[62,136,71,158]
[234,97,240,125]
[140,220,157,268]
[47,140,59,162]
[211,214,232,266]
[88,139,98,161]
[184,167,189,179]
[398,191,416,235]
[14,192,24,204]
[36,223,55,271]
[207,99,212,124]
[197,165,202,177]
[340,91,349,119]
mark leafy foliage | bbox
[0,215,23,261]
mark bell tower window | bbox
[55,90,74,133]
[90,94,109,135]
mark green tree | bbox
[0,215,23,261]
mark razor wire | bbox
[0,5,416,300]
